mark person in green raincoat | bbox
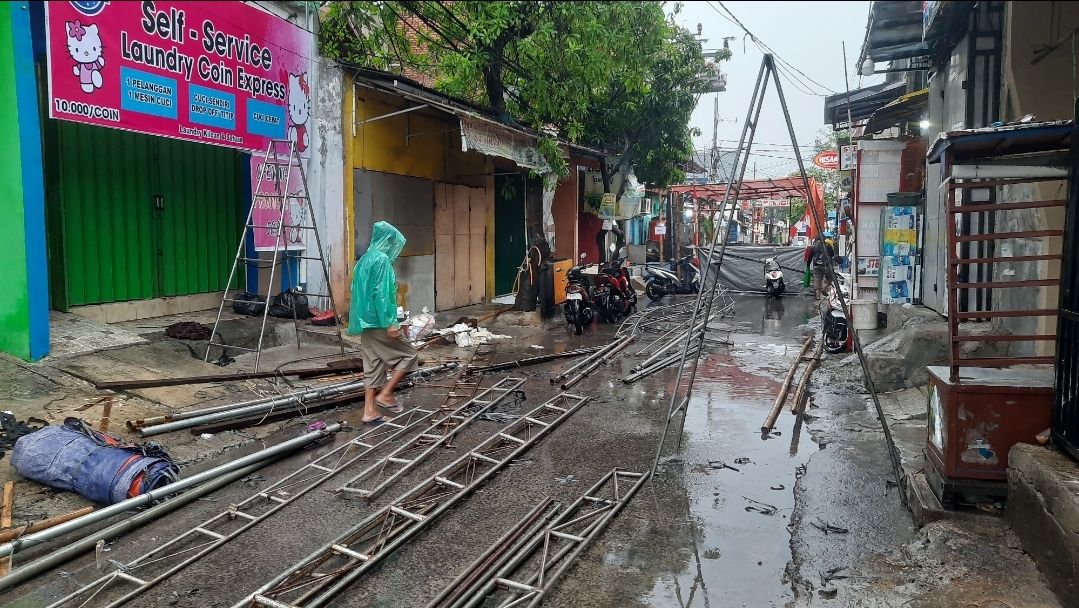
[349,221,418,423]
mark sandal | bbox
[361,415,384,424]
[375,398,404,414]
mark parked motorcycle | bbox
[821,285,850,354]
[644,254,701,302]
[563,253,595,335]
[764,257,785,298]
[593,246,637,322]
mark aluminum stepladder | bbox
[205,139,346,371]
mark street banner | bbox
[250,156,306,251]
[45,1,315,154]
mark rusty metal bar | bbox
[761,337,812,434]
[466,348,602,374]
[949,176,1067,189]
[958,279,1058,289]
[954,308,1058,319]
[952,334,1056,342]
[956,356,1056,366]
[948,199,1065,214]
[958,254,1061,264]
[954,230,1063,242]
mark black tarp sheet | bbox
[694,245,813,295]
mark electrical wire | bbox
[707,1,837,96]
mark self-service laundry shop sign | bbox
[45,1,315,153]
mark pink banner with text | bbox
[45,1,314,153]
[250,156,306,251]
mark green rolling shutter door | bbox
[48,122,243,309]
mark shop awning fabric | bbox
[669,177,829,238]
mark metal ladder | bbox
[205,139,346,371]
[233,391,590,608]
[333,375,527,499]
[43,406,438,608]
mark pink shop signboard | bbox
[45,1,315,153]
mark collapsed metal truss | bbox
[233,391,590,608]
[458,469,648,608]
[333,376,527,499]
[652,54,800,474]
[43,411,437,608]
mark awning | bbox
[865,88,928,134]
[351,68,565,173]
[927,120,1074,164]
[824,80,906,129]
[858,1,928,64]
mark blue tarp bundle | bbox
[11,418,179,504]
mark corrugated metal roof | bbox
[926,120,1073,163]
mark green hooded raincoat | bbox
[348,221,406,333]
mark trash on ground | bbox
[743,496,778,516]
[707,460,739,472]
[770,484,786,490]
[433,324,511,348]
[733,457,754,465]
[529,345,545,350]
[403,308,436,341]
[478,412,520,423]
[1,412,48,461]
[11,418,179,504]
[199,433,214,440]
[164,322,212,340]
[811,519,849,534]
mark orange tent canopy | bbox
[669,177,827,238]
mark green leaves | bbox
[320,1,709,187]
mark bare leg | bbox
[376,369,409,405]
[361,386,382,422]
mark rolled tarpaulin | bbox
[11,418,179,504]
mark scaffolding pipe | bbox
[138,364,455,436]
[789,339,824,413]
[550,337,628,384]
[560,336,636,390]
[467,348,602,374]
[0,460,268,593]
[760,337,813,434]
[623,344,702,384]
[130,364,455,430]
[0,423,343,559]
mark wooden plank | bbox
[469,187,487,304]
[433,183,454,236]
[953,230,1063,242]
[435,232,455,311]
[1,483,12,529]
[0,506,94,543]
[94,361,364,390]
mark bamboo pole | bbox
[761,337,812,434]
[790,339,825,413]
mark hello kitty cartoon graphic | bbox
[66,20,105,94]
[287,72,310,153]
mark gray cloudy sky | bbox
[673,0,882,179]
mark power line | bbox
[707,1,837,95]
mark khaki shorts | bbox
[360,328,419,388]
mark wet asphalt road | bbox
[3,294,916,608]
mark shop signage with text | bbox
[813,150,840,170]
[45,1,315,153]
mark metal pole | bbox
[768,55,906,500]
[138,384,364,436]
[651,57,769,476]
[559,336,636,390]
[0,461,268,594]
[0,423,342,558]
[550,336,629,384]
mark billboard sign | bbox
[45,1,315,153]
[250,156,306,251]
[813,150,840,170]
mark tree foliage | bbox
[319,1,708,188]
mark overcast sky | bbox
[673,1,883,179]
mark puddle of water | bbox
[642,296,816,608]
